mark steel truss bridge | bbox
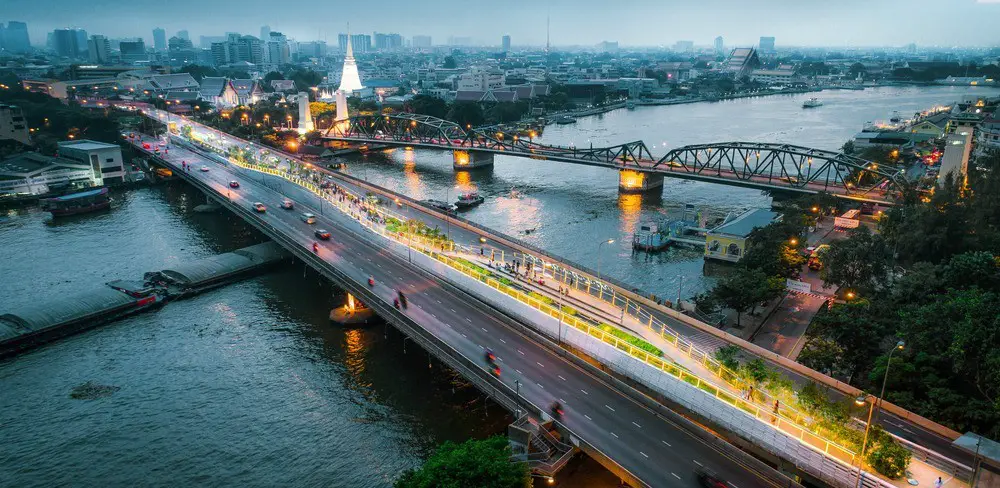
[325,113,904,204]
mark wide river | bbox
[1,85,996,487]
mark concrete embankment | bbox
[0,242,289,359]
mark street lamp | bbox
[874,340,905,424]
[596,238,615,282]
[854,394,876,488]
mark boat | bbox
[422,199,456,214]
[889,111,902,123]
[455,191,485,209]
[802,98,823,108]
[554,115,577,125]
[41,187,110,217]
[626,100,637,110]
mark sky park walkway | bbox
[131,106,985,488]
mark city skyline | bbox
[5,0,1000,49]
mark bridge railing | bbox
[167,117,864,470]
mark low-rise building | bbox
[750,68,799,85]
[976,110,1000,156]
[0,152,101,198]
[199,77,240,108]
[58,139,125,184]
[230,79,265,106]
[939,132,973,187]
[0,104,30,145]
[705,208,780,263]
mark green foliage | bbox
[0,83,124,154]
[178,64,220,82]
[714,345,742,371]
[708,267,785,327]
[820,226,891,296]
[865,427,912,479]
[394,436,529,488]
[287,68,325,92]
[406,95,448,119]
[447,102,485,128]
[442,56,457,69]
[599,324,663,356]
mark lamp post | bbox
[874,340,905,424]
[445,185,460,242]
[596,238,615,282]
[854,394,876,488]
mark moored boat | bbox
[41,187,110,217]
[455,191,485,209]
[802,98,823,108]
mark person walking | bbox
[934,477,943,488]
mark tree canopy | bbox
[394,436,529,488]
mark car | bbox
[281,199,294,210]
[252,202,266,213]
[199,165,210,172]
[315,229,331,240]
[301,213,316,224]
[229,180,240,189]
[695,467,727,488]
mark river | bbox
[337,86,1000,299]
[1,85,996,487]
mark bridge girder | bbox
[652,142,904,201]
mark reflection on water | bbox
[338,86,1000,300]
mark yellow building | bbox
[705,208,780,262]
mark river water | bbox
[1,86,996,487]
[339,86,1000,299]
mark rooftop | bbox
[0,152,88,177]
[710,208,779,238]
[59,139,120,151]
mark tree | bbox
[406,95,448,119]
[820,226,891,296]
[394,436,529,488]
[262,71,284,92]
[178,64,219,82]
[288,68,324,92]
[442,55,457,69]
[710,268,785,327]
[447,102,485,128]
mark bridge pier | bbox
[453,150,494,170]
[618,170,663,195]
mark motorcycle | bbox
[550,401,564,419]
[397,291,408,309]
[368,275,375,287]
[312,242,319,253]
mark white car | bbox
[199,166,209,172]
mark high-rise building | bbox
[52,28,85,57]
[759,36,775,53]
[714,36,724,55]
[597,40,619,53]
[87,35,111,63]
[373,32,402,51]
[1,21,31,53]
[152,28,166,51]
[168,36,193,51]
[502,34,511,52]
[235,35,263,64]
[267,32,290,65]
[260,25,270,42]
[75,29,88,52]
[176,30,189,41]
[412,35,432,49]
[119,39,147,62]
[674,40,694,52]
[210,42,231,65]
[199,35,226,49]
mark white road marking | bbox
[461,333,467,338]
[465,318,472,322]
[580,389,588,395]
[662,440,672,447]
[537,383,544,389]
[536,362,545,368]
[436,299,442,304]
[640,452,649,458]
[632,421,642,428]
[605,405,615,412]
[499,339,506,344]
[584,414,592,421]
[481,327,488,332]
[517,350,525,355]
[516,369,523,374]
[693,460,703,467]
[559,398,567,404]
[671,473,681,480]
[451,308,457,313]
[558,375,567,381]
[611,432,619,438]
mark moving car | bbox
[301,213,316,224]
[314,229,331,240]
[695,467,727,488]
[229,180,240,189]
[199,165,210,172]
[281,199,294,210]
[252,202,266,213]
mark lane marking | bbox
[580,389,588,395]
[499,339,506,344]
[465,318,472,322]
[693,460,703,467]
[517,350,525,355]
[516,369,523,374]
[451,308,457,313]
[640,452,649,458]
[671,473,681,480]
[559,398,566,404]
[632,421,642,428]
[584,414,592,421]
[605,404,615,412]
[436,299,442,304]
[536,362,545,368]
[481,327,488,332]
[536,383,544,389]
[461,333,467,338]
[611,432,619,438]
[662,440,672,447]
[558,375,567,381]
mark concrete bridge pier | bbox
[453,150,494,170]
[618,169,663,195]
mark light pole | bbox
[514,379,521,418]
[874,340,905,424]
[596,238,615,282]
[855,394,876,488]
[445,185,459,242]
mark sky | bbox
[3,0,1000,49]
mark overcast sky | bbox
[3,0,1000,48]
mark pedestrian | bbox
[934,477,943,488]
[746,385,754,400]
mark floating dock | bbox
[0,242,289,359]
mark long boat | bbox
[41,187,110,217]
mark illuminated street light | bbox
[597,238,615,281]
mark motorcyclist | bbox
[312,242,319,253]
[550,401,563,419]
[485,349,496,363]
[397,290,407,308]
[368,275,375,287]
